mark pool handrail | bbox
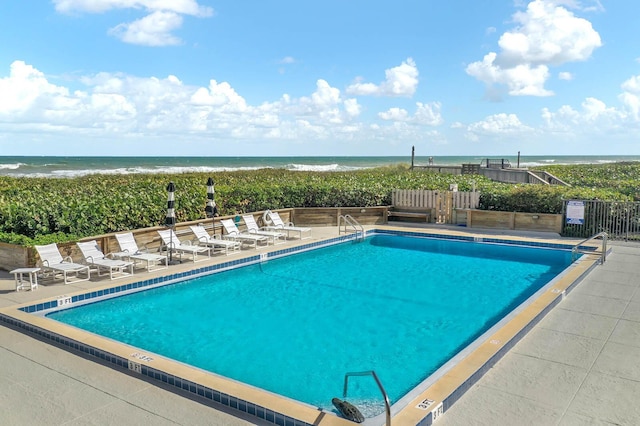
[343,370,390,426]
[338,214,364,241]
[571,231,608,264]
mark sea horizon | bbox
[1,154,639,178]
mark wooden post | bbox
[411,146,415,170]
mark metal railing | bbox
[338,214,364,241]
[343,370,391,426]
[571,231,608,264]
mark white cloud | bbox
[619,75,640,120]
[191,80,247,111]
[279,57,296,64]
[378,102,443,126]
[346,58,419,97]
[108,11,183,46]
[466,52,552,96]
[0,61,382,142]
[542,97,627,136]
[466,0,601,97]
[53,0,213,46]
[558,71,573,80]
[465,113,534,141]
[378,108,410,122]
[53,0,213,17]
[0,61,69,115]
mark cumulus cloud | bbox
[53,0,213,16]
[0,61,377,142]
[464,113,534,141]
[618,75,640,120]
[108,11,184,46]
[346,58,419,97]
[53,0,213,46]
[558,71,573,80]
[466,0,601,97]
[378,102,443,126]
[541,97,625,137]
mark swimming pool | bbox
[45,233,574,419]
[1,228,601,425]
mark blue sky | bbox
[0,0,639,157]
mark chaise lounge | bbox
[220,219,269,249]
[189,225,242,256]
[242,215,286,245]
[263,210,311,240]
[77,240,134,280]
[157,229,211,263]
[114,232,168,272]
[34,243,91,284]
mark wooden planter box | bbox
[463,209,563,233]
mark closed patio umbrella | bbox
[166,181,176,263]
[205,177,219,235]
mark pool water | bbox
[48,235,573,414]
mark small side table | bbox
[10,267,40,291]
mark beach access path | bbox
[0,225,639,425]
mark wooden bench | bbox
[388,209,431,222]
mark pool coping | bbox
[0,227,604,426]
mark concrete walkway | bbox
[438,241,640,426]
[1,228,638,425]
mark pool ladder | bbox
[571,231,608,263]
[343,370,391,426]
[338,214,364,241]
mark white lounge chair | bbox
[189,225,241,256]
[157,229,210,263]
[242,215,286,245]
[77,240,134,280]
[220,219,269,249]
[263,210,311,240]
[114,232,168,271]
[34,243,91,284]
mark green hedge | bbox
[0,163,635,245]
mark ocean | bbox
[1,155,639,178]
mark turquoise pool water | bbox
[48,235,573,414]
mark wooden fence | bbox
[391,189,480,224]
[562,200,640,241]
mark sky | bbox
[0,0,639,157]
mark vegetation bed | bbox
[0,162,637,245]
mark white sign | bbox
[566,200,585,225]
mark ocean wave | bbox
[38,166,269,178]
[0,162,24,170]
[287,163,363,172]
[6,163,367,177]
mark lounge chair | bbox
[157,229,211,263]
[114,232,168,271]
[189,225,242,256]
[34,243,91,284]
[76,240,134,280]
[242,214,286,245]
[263,210,311,240]
[220,219,269,249]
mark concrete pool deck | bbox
[0,225,638,425]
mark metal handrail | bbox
[338,214,364,241]
[571,231,608,263]
[343,370,391,426]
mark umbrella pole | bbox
[169,226,173,263]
